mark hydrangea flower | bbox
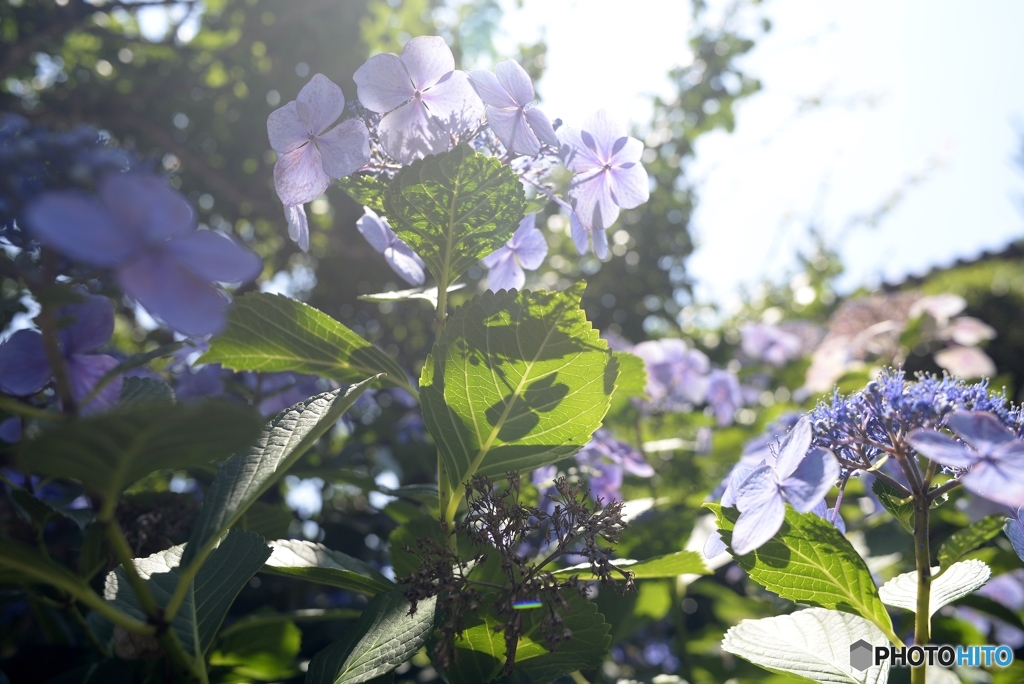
[354,36,484,164]
[730,417,841,555]
[706,369,743,427]
[575,429,654,502]
[717,413,802,506]
[26,173,262,336]
[810,370,1021,470]
[631,338,709,411]
[267,74,371,251]
[0,294,122,413]
[558,109,649,255]
[468,60,558,157]
[355,207,425,286]
[481,214,547,291]
[908,411,1024,508]
[740,322,803,367]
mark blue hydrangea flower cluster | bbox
[809,368,1023,469]
[0,114,133,247]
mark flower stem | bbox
[910,493,931,684]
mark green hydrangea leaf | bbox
[937,515,1005,572]
[200,293,414,396]
[383,144,526,285]
[707,503,899,645]
[421,284,616,503]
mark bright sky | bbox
[494,0,1024,306]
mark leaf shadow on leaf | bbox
[484,373,571,442]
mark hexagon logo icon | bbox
[850,639,874,671]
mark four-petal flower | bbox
[354,36,483,164]
[481,213,548,291]
[468,60,558,157]
[0,294,122,413]
[26,174,262,336]
[909,411,1024,508]
[731,417,841,555]
[268,73,370,250]
[558,109,649,255]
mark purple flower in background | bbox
[558,109,649,255]
[0,416,20,442]
[481,214,547,291]
[730,418,841,555]
[575,429,654,502]
[0,295,122,413]
[356,207,425,286]
[706,369,743,427]
[741,322,803,367]
[354,36,484,164]
[632,338,709,411]
[268,73,371,250]
[26,174,262,336]
[909,411,1024,508]
[468,60,558,157]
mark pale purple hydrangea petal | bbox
[401,36,455,91]
[286,205,309,252]
[377,97,446,164]
[494,60,534,105]
[486,106,540,157]
[908,429,978,469]
[317,118,371,179]
[420,70,484,136]
[384,241,425,286]
[781,447,840,513]
[510,215,547,269]
[485,249,522,291]
[267,101,309,154]
[592,226,609,259]
[25,192,137,266]
[963,454,1024,508]
[569,212,589,255]
[100,174,194,242]
[608,155,651,209]
[774,417,813,479]
[732,465,785,556]
[703,530,728,559]
[0,330,51,395]
[524,107,559,147]
[356,207,393,253]
[356,208,424,285]
[947,411,1017,455]
[118,252,231,337]
[481,244,511,269]
[467,69,517,108]
[354,53,414,112]
[58,295,114,354]
[296,73,345,136]
[273,142,330,207]
[577,109,628,160]
[1006,509,1024,562]
[559,126,604,172]
[568,168,621,232]
[67,353,122,414]
[166,230,263,283]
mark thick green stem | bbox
[909,452,934,684]
[910,495,931,684]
